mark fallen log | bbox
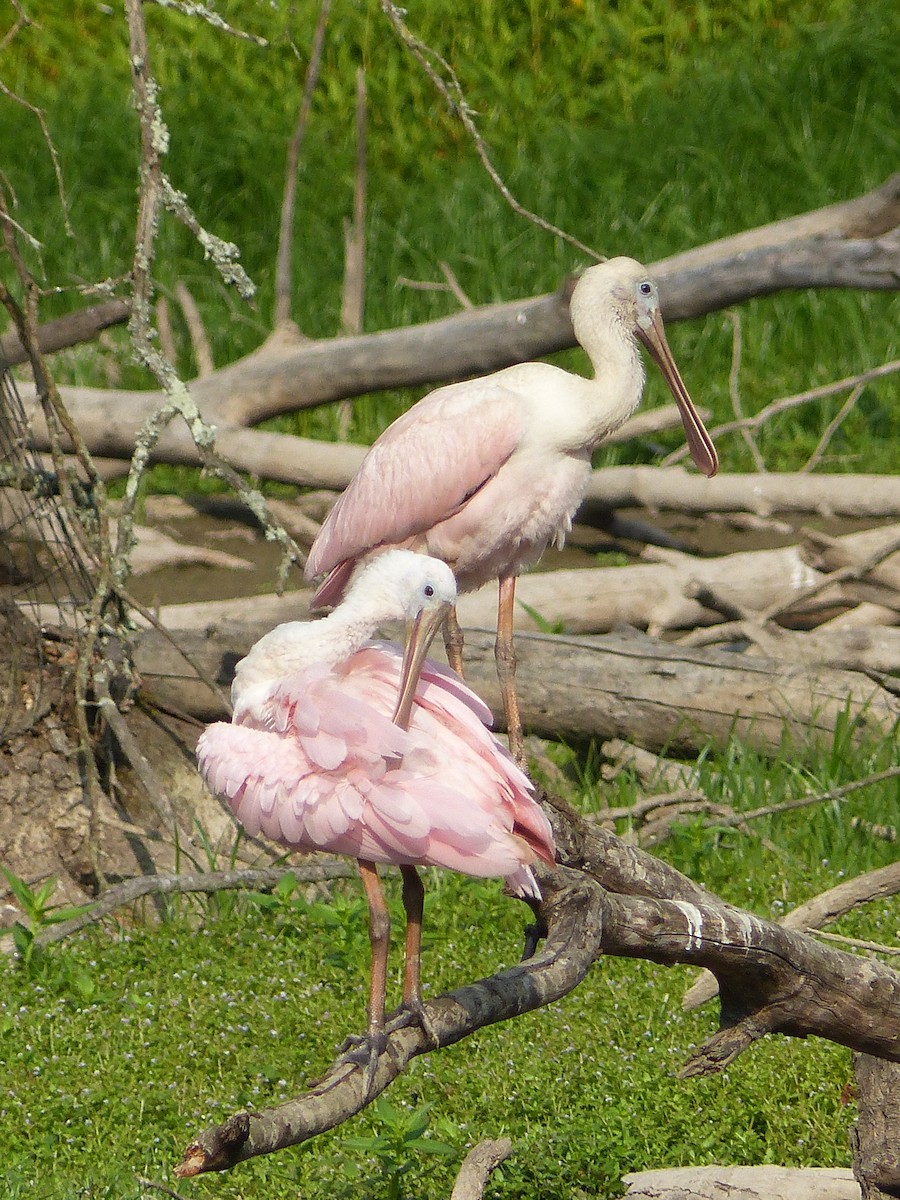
[454,525,900,634]
[584,467,900,519]
[132,622,897,757]
[618,1165,859,1200]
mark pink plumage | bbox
[195,551,555,1057]
[305,259,717,762]
[197,643,553,897]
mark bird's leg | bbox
[400,864,424,1012]
[496,574,526,769]
[442,604,465,677]
[520,894,548,961]
[338,859,390,1096]
[385,865,439,1046]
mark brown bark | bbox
[0,298,129,366]
[684,861,900,1010]
[131,618,898,757]
[174,845,900,1177]
[851,1055,900,1199]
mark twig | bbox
[144,0,268,44]
[450,1139,514,1200]
[137,1178,188,1200]
[661,359,900,467]
[811,930,900,957]
[801,380,864,472]
[175,281,215,376]
[155,295,178,365]
[340,66,367,337]
[0,77,72,235]
[440,262,474,309]
[10,865,355,950]
[92,662,181,833]
[380,2,601,262]
[0,0,32,52]
[725,310,766,471]
[274,0,332,326]
[715,765,900,828]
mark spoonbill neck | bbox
[231,600,387,711]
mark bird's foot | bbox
[335,1028,389,1099]
[385,997,440,1049]
[521,912,548,961]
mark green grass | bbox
[2,720,897,1199]
[2,4,899,1195]
[2,0,898,471]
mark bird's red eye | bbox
[640,281,652,295]
[424,585,434,598]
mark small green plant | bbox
[338,1097,458,1200]
[517,599,566,635]
[0,868,90,973]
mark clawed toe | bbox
[386,999,439,1047]
[336,1029,389,1098]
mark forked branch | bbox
[175,804,900,1177]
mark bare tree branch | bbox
[174,838,900,1177]
[274,0,332,327]
[0,298,129,365]
[451,1139,514,1200]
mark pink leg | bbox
[497,574,526,768]
[442,604,465,677]
[357,859,390,1037]
[399,864,424,1011]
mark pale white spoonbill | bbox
[305,257,718,764]
[197,550,555,1060]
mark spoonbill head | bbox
[305,257,718,763]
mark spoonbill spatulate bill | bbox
[197,550,555,1061]
[305,258,719,765]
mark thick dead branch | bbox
[0,298,129,365]
[451,1139,514,1200]
[175,873,607,1176]
[175,845,900,1176]
[683,860,900,1010]
[851,1055,900,1200]
[458,525,900,634]
[131,617,898,756]
[584,467,900,519]
[681,864,900,1012]
[16,177,900,455]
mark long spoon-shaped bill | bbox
[637,309,718,477]
[392,602,451,731]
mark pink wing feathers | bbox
[197,641,554,890]
[305,382,523,587]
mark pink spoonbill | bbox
[305,257,718,765]
[197,550,555,1068]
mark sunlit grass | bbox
[3,718,897,1197]
[2,4,898,1196]
[3,0,897,468]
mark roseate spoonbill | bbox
[197,550,554,1071]
[305,257,718,764]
